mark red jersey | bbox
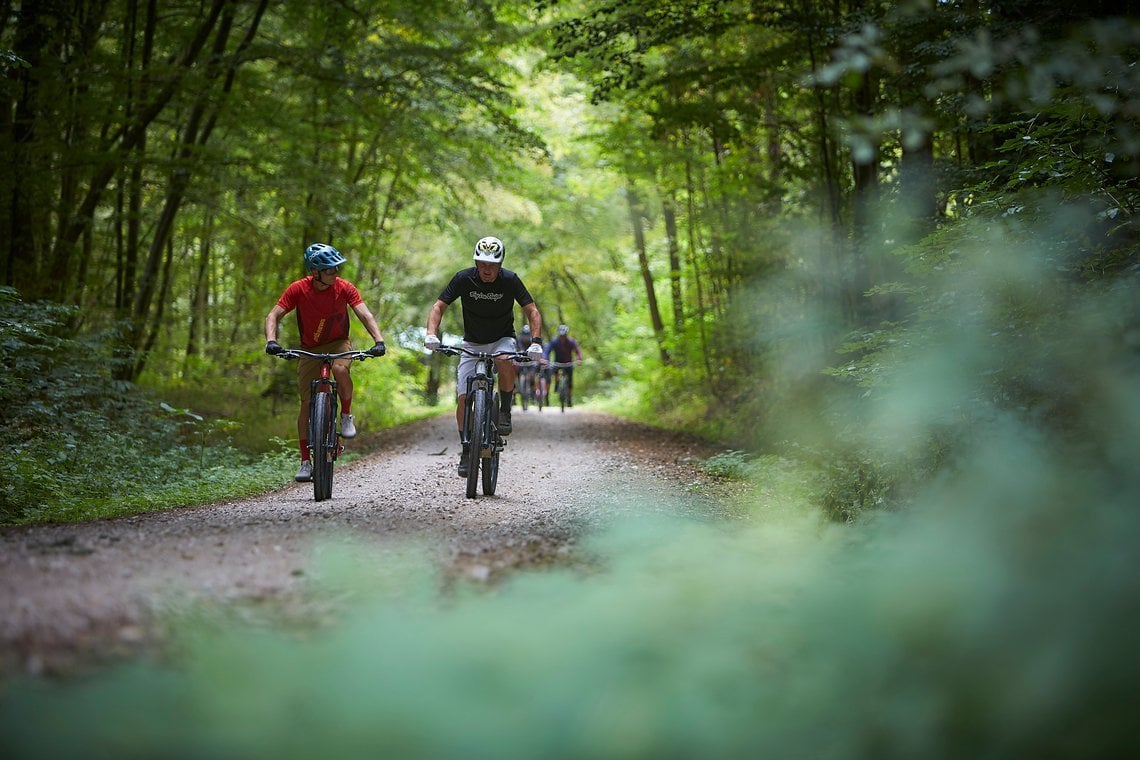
[275,278,364,348]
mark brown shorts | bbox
[296,338,353,402]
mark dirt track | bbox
[0,408,732,680]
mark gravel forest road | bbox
[0,408,732,680]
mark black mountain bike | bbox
[547,361,577,412]
[516,362,535,411]
[433,345,532,499]
[273,348,376,501]
[534,365,549,412]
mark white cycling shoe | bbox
[340,413,356,438]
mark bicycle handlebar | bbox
[275,349,375,362]
[432,345,535,362]
[545,360,578,368]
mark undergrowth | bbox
[0,289,319,525]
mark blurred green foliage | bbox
[3,352,1137,755]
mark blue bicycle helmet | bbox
[304,242,347,271]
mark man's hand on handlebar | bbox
[265,339,284,355]
[367,341,387,357]
[526,342,543,358]
[424,334,441,351]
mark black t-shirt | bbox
[438,267,535,344]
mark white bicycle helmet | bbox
[473,236,505,263]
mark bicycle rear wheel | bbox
[311,391,335,501]
[466,388,488,498]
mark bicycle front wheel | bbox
[466,388,489,499]
[482,449,499,495]
[311,391,335,501]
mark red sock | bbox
[299,440,309,461]
[341,400,352,414]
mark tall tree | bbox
[626,182,671,365]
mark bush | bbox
[0,288,293,524]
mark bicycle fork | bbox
[311,366,344,459]
[464,365,501,457]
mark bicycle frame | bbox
[437,347,519,448]
[273,348,373,501]
[433,344,532,498]
[515,361,535,410]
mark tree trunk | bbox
[626,183,671,366]
[899,129,937,240]
[135,235,178,379]
[3,0,51,290]
[48,0,228,310]
[663,191,684,333]
[684,158,714,383]
[185,216,213,365]
[117,0,156,316]
[123,0,268,379]
[850,65,879,322]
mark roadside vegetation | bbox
[0,287,434,524]
[1,1,1136,534]
[2,2,1138,752]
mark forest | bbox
[2,0,1137,521]
[3,1,1140,755]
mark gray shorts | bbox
[457,337,516,398]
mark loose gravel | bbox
[0,408,736,680]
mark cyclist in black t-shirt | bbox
[424,236,544,476]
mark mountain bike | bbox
[433,345,533,499]
[534,365,549,411]
[547,361,577,412]
[516,361,534,411]
[273,348,376,502]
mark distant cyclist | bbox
[544,324,583,405]
[265,243,387,482]
[515,324,540,407]
[423,236,543,476]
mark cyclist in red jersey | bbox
[264,243,387,482]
